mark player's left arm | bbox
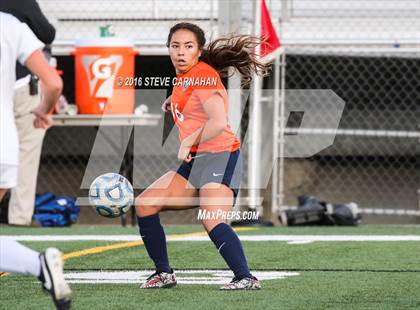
[179,93,227,160]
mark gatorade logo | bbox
[82,55,123,98]
[92,58,113,79]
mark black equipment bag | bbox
[280,195,361,226]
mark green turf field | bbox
[1,225,419,309]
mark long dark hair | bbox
[166,22,271,88]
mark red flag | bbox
[260,0,283,62]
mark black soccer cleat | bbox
[39,248,72,309]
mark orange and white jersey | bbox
[170,61,240,153]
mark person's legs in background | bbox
[0,164,18,201]
[8,83,46,226]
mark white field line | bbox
[2,235,420,242]
[63,270,299,284]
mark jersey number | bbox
[171,102,184,122]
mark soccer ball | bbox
[89,173,134,218]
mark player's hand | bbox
[178,141,192,162]
[31,105,53,129]
[161,96,171,112]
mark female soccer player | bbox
[135,22,270,290]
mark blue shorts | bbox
[171,150,243,201]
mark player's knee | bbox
[134,195,162,216]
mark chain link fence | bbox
[267,54,419,225]
[274,0,419,224]
[34,0,419,224]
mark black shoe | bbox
[39,248,72,309]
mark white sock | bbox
[0,238,41,277]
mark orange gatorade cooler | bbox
[72,38,137,114]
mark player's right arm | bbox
[161,95,172,112]
[25,50,62,129]
[14,18,62,129]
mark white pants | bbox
[0,164,18,188]
[0,238,40,276]
[8,83,46,226]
